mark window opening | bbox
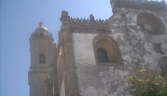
[39,54,45,64]
[97,48,109,62]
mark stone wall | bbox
[72,33,129,96]
[108,8,167,95]
[70,8,167,96]
[109,8,167,71]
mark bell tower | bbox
[28,21,55,96]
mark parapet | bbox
[60,11,110,32]
[110,0,167,12]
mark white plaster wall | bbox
[60,79,65,96]
[72,33,97,67]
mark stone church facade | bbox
[28,0,167,96]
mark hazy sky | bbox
[1,0,167,96]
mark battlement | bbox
[70,17,109,31]
[69,17,108,24]
[61,11,110,31]
[110,0,167,12]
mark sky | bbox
[1,0,167,96]
[0,0,111,96]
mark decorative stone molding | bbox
[137,13,165,35]
[92,34,123,64]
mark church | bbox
[28,0,167,96]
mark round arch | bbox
[92,34,123,64]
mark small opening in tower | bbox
[39,54,45,64]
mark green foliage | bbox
[126,69,167,96]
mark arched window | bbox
[97,48,109,62]
[93,35,123,64]
[39,54,45,64]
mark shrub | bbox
[126,69,167,96]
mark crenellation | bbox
[66,15,109,31]
[69,16,108,24]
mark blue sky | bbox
[1,0,167,96]
[0,0,111,96]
